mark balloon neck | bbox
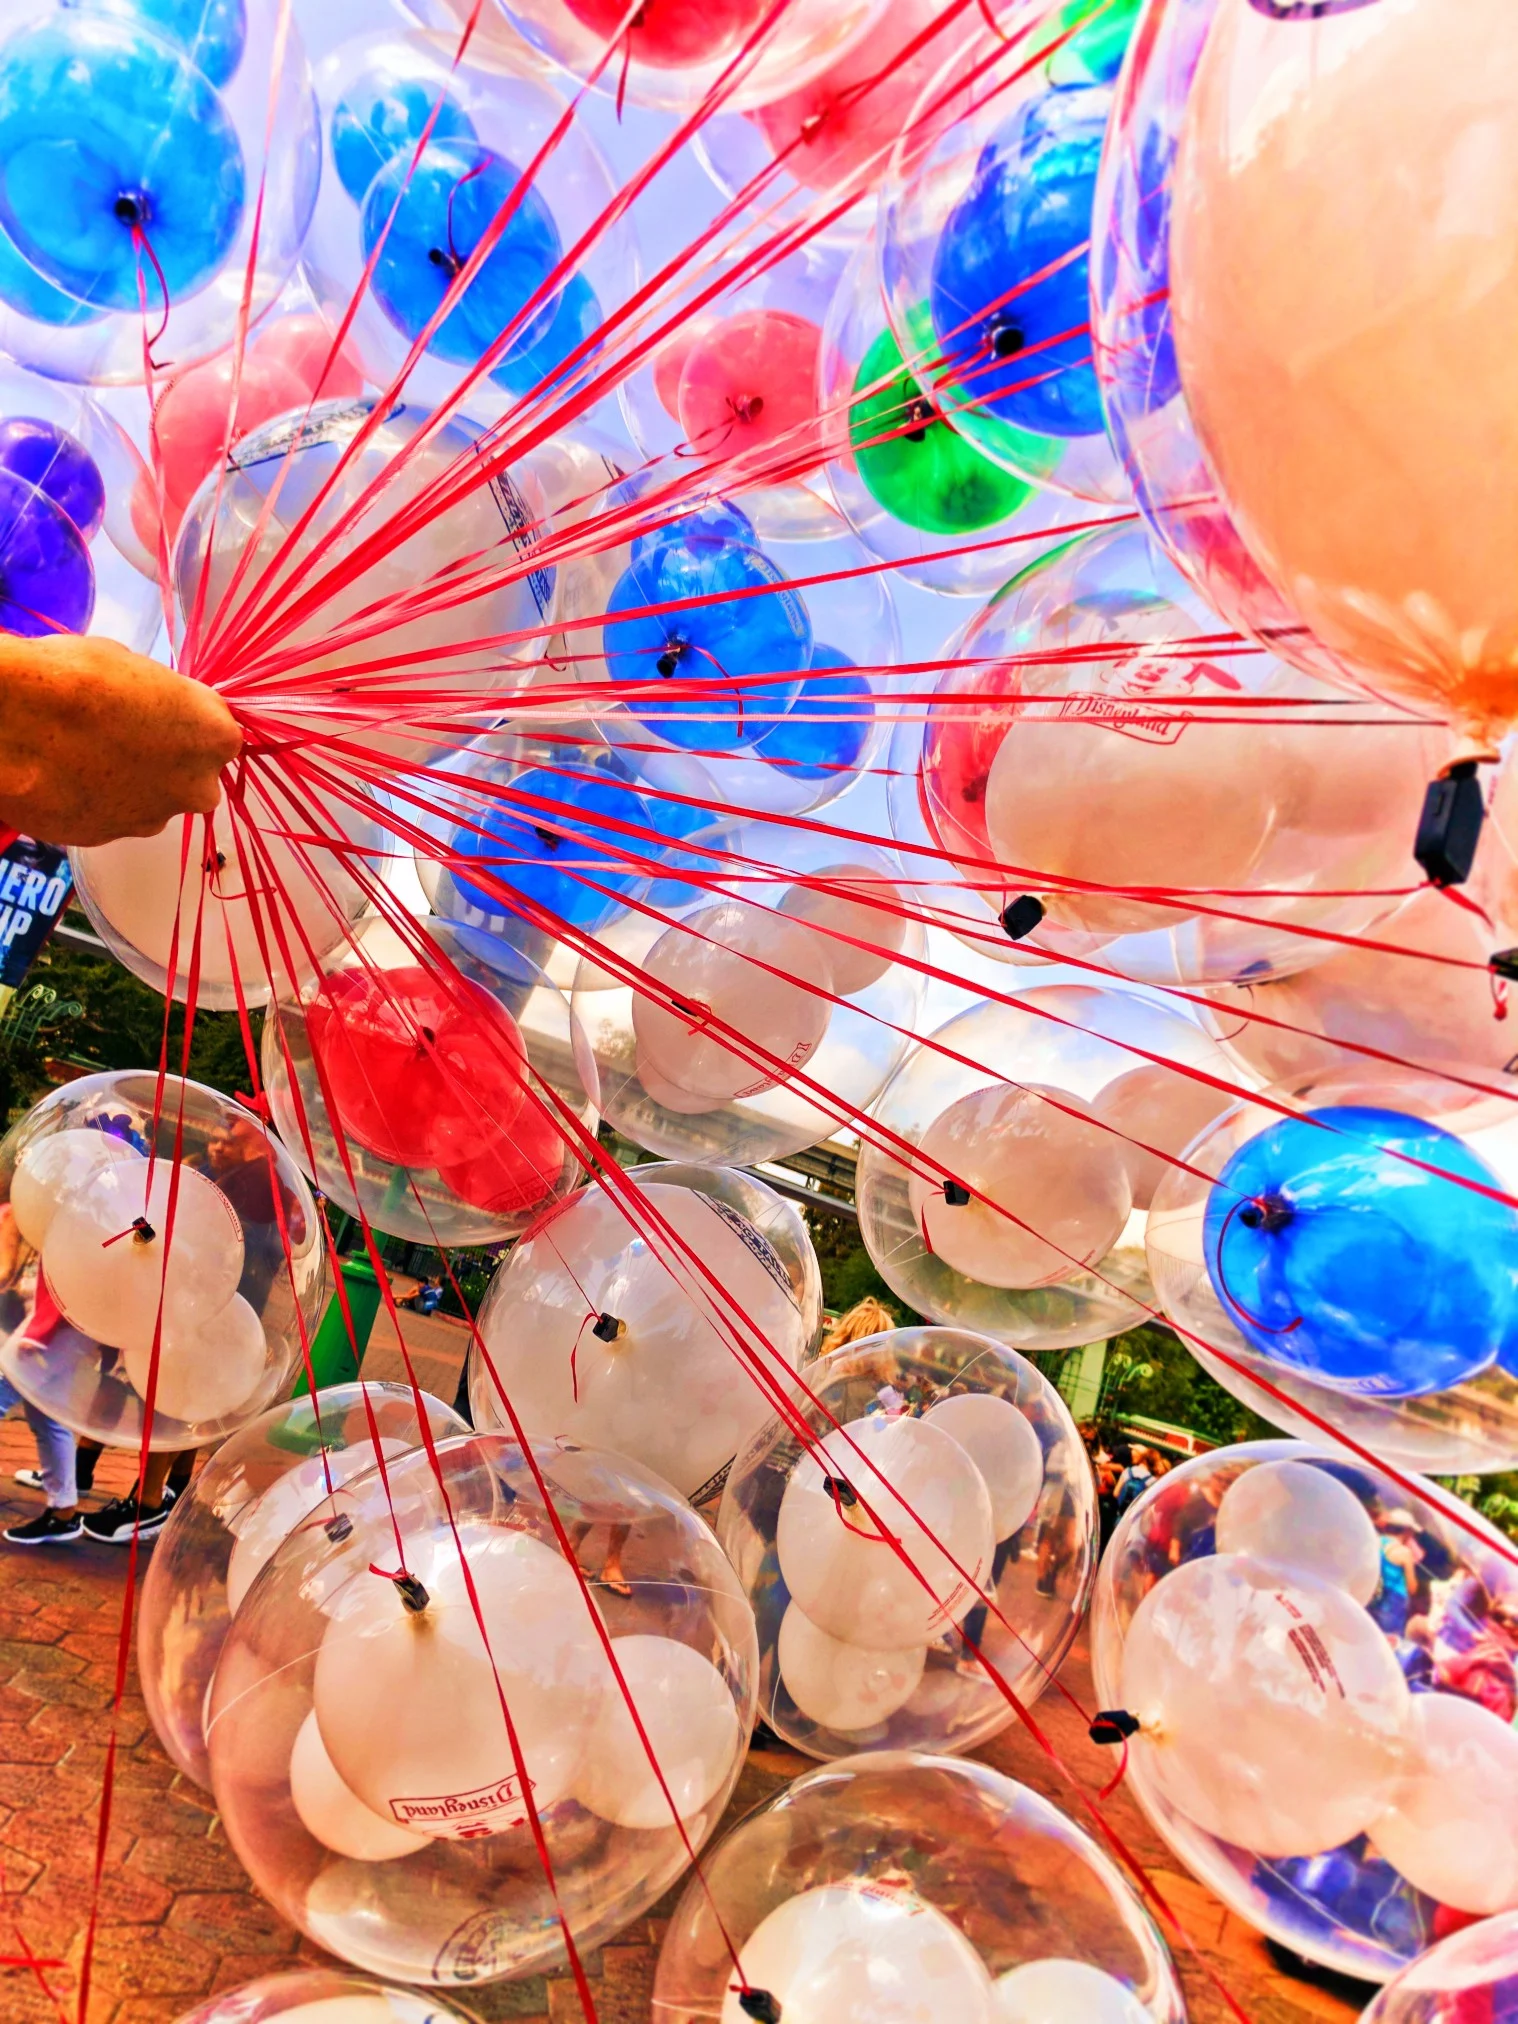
[1238,1192,1293,1234]
[902,395,934,443]
[427,245,462,278]
[731,392,764,425]
[1088,1707,1141,1746]
[532,825,561,852]
[820,1473,858,1509]
[989,320,1024,361]
[113,190,150,229]
[1000,894,1045,941]
[592,1310,626,1344]
[656,640,687,678]
[393,1571,430,1614]
[131,1215,156,1246]
[737,1991,782,2023]
[324,1512,353,1544]
[942,1180,971,1206]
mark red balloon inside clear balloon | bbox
[676,309,828,465]
[135,316,364,550]
[560,0,769,67]
[308,966,528,1171]
[438,1097,569,1218]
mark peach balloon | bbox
[907,1083,1132,1290]
[289,1710,431,1863]
[251,315,365,404]
[573,1634,743,1830]
[1089,1061,1233,1211]
[1171,0,1518,744]
[677,310,828,465]
[778,864,906,996]
[122,1292,269,1427]
[9,1127,142,1250]
[632,902,833,1112]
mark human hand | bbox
[0,634,242,846]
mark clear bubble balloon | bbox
[1359,1908,1518,2024]
[0,0,318,384]
[0,362,161,648]
[173,1965,486,2023]
[206,1432,756,1986]
[903,524,1448,984]
[1146,1067,1518,1473]
[573,821,924,1166]
[263,919,595,1249]
[0,1071,323,1450]
[719,1325,1094,1760]
[859,986,1239,1351]
[306,32,635,410]
[1093,1439,1518,1978]
[653,1750,1184,2023]
[140,1381,467,1787]
[469,1162,822,1502]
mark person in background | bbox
[412,1275,443,1316]
[0,1203,84,1544]
[1114,1442,1155,1516]
[0,634,239,846]
[818,1295,897,1357]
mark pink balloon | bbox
[677,309,830,466]
[152,351,309,535]
[251,313,365,403]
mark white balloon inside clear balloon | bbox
[1088,1061,1232,1212]
[993,1959,1155,2024]
[908,1084,1132,1289]
[776,1414,994,1649]
[289,1710,431,1863]
[924,1393,1043,1540]
[777,866,907,996]
[776,1602,926,1733]
[1120,1553,1411,1857]
[9,1128,143,1249]
[632,903,833,1113]
[1368,1690,1518,1915]
[313,1525,606,1838]
[573,1633,742,1830]
[1215,1460,1383,1607]
[72,796,375,1004]
[44,1161,244,1358]
[720,1883,995,2024]
[122,1291,268,1425]
[226,1437,415,1615]
[474,1181,805,1499]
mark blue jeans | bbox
[0,1377,76,1507]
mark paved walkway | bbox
[0,1353,1369,2024]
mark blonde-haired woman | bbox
[818,1296,898,1357]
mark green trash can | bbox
[293,1254,384,1396]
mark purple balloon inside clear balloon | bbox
[0,417,105,540]
[0,467,95,638]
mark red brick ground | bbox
[0,1381,1365,2024]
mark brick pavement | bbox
[0,1404,1368,2024]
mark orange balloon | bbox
[1171,0,1518,745]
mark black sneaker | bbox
[83,1492,174,1544]
[5,1509,83,1546]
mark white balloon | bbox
[289,1710,431,1863]
[776,1602,926,1733]
[1369,1691,1518,1914]
[122,1292,269,1427]
[73,793,373,1000]
[993,1959,1155,2024]
[44,1161,244,1356]
[226,1437,415,1615]
[313,1524,606,1839]
[925,1394,1044,1540]
[474,1182,805,1498]
[1088,1062,1232,1212]
[776,1414,994,1649]
[778,865,906,997]
[9,1129,143,1250]
[1215,1460,1383,1606]
[718,1883,995,2024]
[271,1999,443,2024]
[574,1633,742,1830]
[632,902,833,1112]
[1121,1553,1411,1857]
[907,1084,1131,1290]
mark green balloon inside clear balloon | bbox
[849,323,1033,537]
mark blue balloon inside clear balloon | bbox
[0,419,104,540]
[602,533,811,755]
[0,16,245,313]
[362,139,561,369]
[1255,1842,1431,1962]
[627,494,755,563]
[0,468,95,638]
[754,645,874,782]
[930,85,1108,438]
[0,218,104,327]
[331,71,476,206]
[68,0,249,88]
[1202,1106,1518,1399]
[448,767,660,936]
[491,270,601,397]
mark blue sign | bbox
[0,837,71,988]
